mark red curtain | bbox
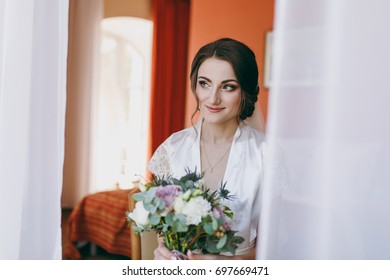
[148,0,190,157]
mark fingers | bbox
[154,245,235,260]
[187,250,220,260]
[187,250,236,260]
[154,242,176,260]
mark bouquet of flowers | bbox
[126,168,244,259]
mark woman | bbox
[148,38,265,260]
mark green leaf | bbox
[205,236,220,253]
[174,213,186,225]
[231,236,245,244]
[149,213,161,225]
[196,224,203,235]
[142,224,152,231]
[158,199,165,210]
[174,223,188,233]
[216,234,227,249]
[133,192,146,201]
[145,188,157,203]
[203,223,215,235]
[172,214,188,233]
[165,213,174,226]
[143,201,157,214]
[223,206,234,219]
[162,224,169,232]
[171,178,181,185]
[185,180,194,190]
[220,233,245,255]
[132,225,143,233]
[223,242,236,255]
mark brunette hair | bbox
[190,38,259,121]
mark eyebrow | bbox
[198,76,239,84]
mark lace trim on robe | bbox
[147,144,172,177]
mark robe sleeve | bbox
[147,142,172,177]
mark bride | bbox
[148,38,265,260]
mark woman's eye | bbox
[223,84,236,91]
[199,81,210,88]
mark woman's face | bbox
[196,58,241,125]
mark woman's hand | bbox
[154,235,176,260]
[187,247,256,260]
[153,241,176,260]
[187,250,233,260]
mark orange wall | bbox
[104,0,152,19]
[185,0,274,127]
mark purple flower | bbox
[156,185,181,208]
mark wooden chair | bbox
[128,190,158,260]
[128,190,141,260]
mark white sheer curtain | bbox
[258,0,390,259]
[0,0,68,259]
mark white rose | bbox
[181,196,211,225]
[128,201,150,228]
[173,196,185,213]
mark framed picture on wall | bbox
[263,31,273,89]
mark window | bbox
[92,17,152,191]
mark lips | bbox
[206,106,225,113]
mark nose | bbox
[209,87,221,105]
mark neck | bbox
[201,118,239,144]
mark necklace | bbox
[201,136,232,173]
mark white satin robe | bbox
[148,119,265,255]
